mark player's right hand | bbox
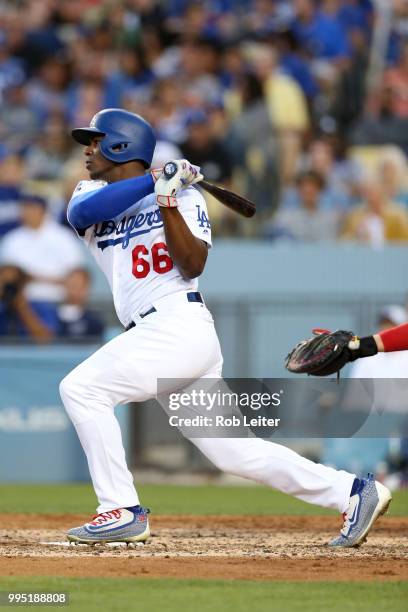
[154,159,203,208]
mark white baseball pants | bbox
[59,297,354,514]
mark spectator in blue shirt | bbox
[275,29,319,99]
[291,0,350,62]
[0,32,26,102]
[105,46,155,108]
[57,268,105,341]
[338,0,373,36]
[0,148,24,238]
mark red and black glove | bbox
[285,329,378,377]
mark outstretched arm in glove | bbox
[285,321,408,377]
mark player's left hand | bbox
[154,159,203,208]
[284,328,378,377]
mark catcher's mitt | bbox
[285,329,358,377]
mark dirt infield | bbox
[0,514,407,581]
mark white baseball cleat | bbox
[67,505,150,544]
[329,474,392,547]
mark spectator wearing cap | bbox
[0,193,84,332]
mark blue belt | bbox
[125,292,203,331]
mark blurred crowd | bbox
[1,0,408,339]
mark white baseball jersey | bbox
[67,180,212,327]
[62,182,355,520]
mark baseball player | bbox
[60,108,391,548]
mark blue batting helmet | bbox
[71,108,156,168]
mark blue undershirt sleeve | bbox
[67,174,155,230]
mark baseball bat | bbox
[163,162,256,218]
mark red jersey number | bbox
[132,242,173,279]
[151,242,173,274]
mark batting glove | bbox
[154,159,203,208]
